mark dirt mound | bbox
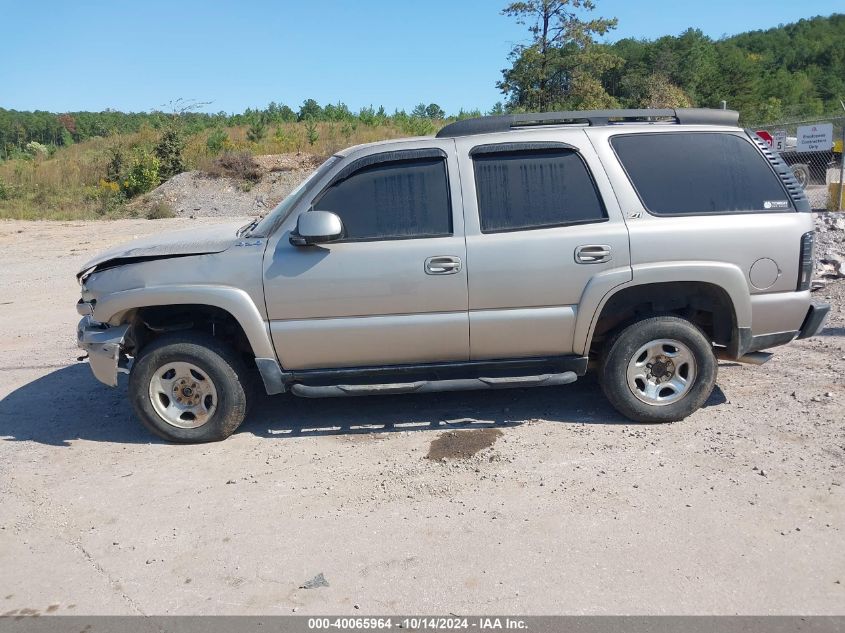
[132,153,320,219]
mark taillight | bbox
[797,231,814,290]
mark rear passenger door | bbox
[455,132,631,360]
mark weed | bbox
[146,201,176,219]
[0,179,18,200]
[209,151,262,182]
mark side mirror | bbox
[290,210,344,246]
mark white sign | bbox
[796,123,833,153]
[773,129,787,152]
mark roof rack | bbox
[435,108,739,138]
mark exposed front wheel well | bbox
[589,282,737,359]
[126,304,256,363]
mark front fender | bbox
[92,285,276,359]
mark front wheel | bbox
[128,332,251,443]
[599,316,717,423]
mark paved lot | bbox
[1,219,843,615]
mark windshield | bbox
[247,155,341,237]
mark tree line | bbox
[0,101,461,160]
[498,3,844,122]
[2,9,843,159]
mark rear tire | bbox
[128,332,251,443]
[599,316,717,423]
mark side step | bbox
[289,372,577,398]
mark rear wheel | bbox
[128,332,251,443]
[599,316,717,423]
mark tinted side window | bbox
[611,133,792,215]
[472,150,606,233]
[314,158,451,240]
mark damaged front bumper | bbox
[77,316,132,387]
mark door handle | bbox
[575,244,612,264]
[425,256,462,275]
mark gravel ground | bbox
[0,217,843,616]
[817,211,845,279]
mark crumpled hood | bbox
[78,221,245,278]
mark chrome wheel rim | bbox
[149,361,218,429]
[626,338,696,407]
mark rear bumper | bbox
[77,316,131,387]
[736,300,831,356]
[797,301,831,339]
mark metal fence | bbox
[748,116,845,211]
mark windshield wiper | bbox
[237,215,264,237]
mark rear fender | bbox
[576,261,751,355]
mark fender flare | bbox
[575,261,751,355]
[93,285,276,359]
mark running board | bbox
[289,372,578,398]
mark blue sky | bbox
[1,0,841,115]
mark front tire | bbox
[599,316,717,423]
[128,332,251,443]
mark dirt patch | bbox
[426,428,503,460]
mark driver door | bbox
[262,141,469,370]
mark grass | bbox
[0,119,425,220]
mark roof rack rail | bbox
[435,108,739,138]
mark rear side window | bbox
[314,157,451,240]
[611,133,792,215]
[472,149,606,233]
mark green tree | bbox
[341,119,357,141]
[498,0,622,111]
[304,116,319,146]
[121,150,160,197]
[615,71,692,108]
[206,127,228,154]
[639,74,692,108]
[425,103,446,119]
[154,128,186,181]
[246,116,267,143]
[298,99,322,121]
[411,103,428,118]
[323,102,352,121]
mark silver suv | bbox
[76,108,831,443]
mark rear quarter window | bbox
[611,132,793,215]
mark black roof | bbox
[435,108,740,138]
